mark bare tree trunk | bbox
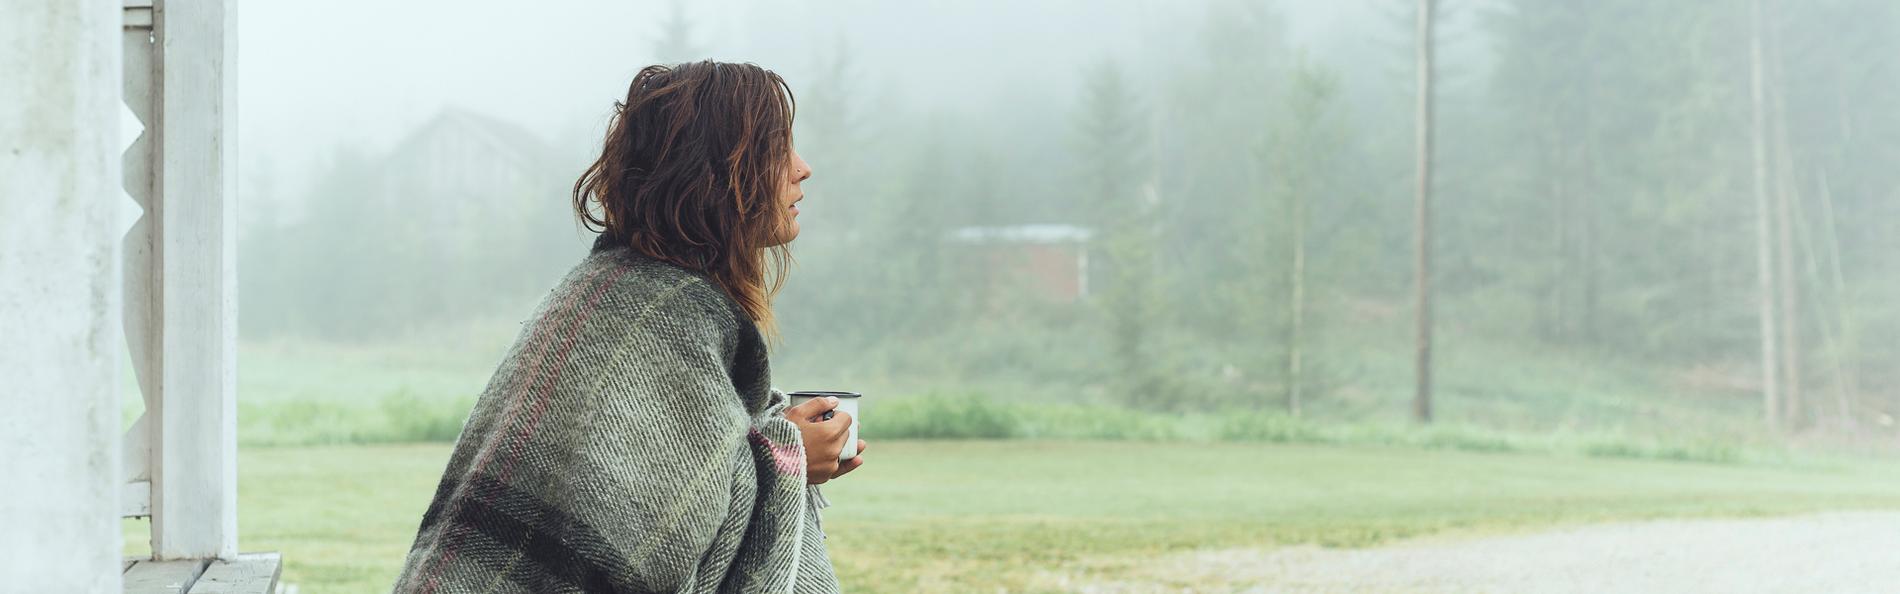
[1814,170,1858,426]
[1775,173,1803,427]
[1578,67,1600,345]
[1413,0,1436,424]
[1749,0,1781,431]
[1552,150,1572,341]
[1578,143,1599,345]
[1538,141,1566,343]
[1796,170,1849,427]
[1288,176,1306,417]
[1824,84,1863,427]
[1768,0,1802,429]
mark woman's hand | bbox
[783,396,868,485]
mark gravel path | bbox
[1045,511,1900,594]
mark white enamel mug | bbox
[787,390,861,461]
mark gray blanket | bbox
[392,240,839,593]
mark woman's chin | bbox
[772,224,800,246]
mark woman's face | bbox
[774,147,811,245]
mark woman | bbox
[393,60,864,594]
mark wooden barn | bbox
[947,224,1095,305]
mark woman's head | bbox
[573,60,809,334]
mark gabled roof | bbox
[387,107,556,172]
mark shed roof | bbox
[947,224,1093,244]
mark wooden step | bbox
[123,553,280,594]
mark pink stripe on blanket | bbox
[749,428,806,477]
[418,263,624,594]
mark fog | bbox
[211,1,1900,586]
[235,0,1896,429]
[242,1,1363,208]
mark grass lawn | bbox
[124,440,1900,593]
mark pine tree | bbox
[654,0,701,64]
[1076,60,1159,407]
[1265,58,1347,416]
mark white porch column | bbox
[149,0,241,560]
[0,0,126,591]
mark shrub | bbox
[861,393,1023,439]
[378,388,472,443]
[1581,438,1741,464]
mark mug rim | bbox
[787,390,862,399]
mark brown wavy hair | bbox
[572,61,797,337]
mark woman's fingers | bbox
[832,460,861,478]
[826,410,853,438]
[785,396,840,423]
[830,441,868,479]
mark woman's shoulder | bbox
[557,238,771,396]
[557,237,751,342]
[504,236,772,413]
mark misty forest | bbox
[232,0,1897,448]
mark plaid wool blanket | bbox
[392,240,839,593]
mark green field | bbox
[113,339,1899,591]
[123,440,1900,593]
[131,330,1822,451]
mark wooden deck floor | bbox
[123,553,280,594]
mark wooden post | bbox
[150,0,241,560]
[123,0,159,521]
[0,0,125,590]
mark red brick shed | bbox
[947,224,1094,304]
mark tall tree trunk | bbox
[1413,0,1436,423]
[1768,0,1803,428]
[1814,170,1858,426]
[1775,170,1803,427]
[1749,0,1781,431]
[1578,63,1600,345]
[1579,140,1598,345]
[1552,148,1572,342]
[1539,145,1566,343]
[1288,173,1306,417]
[1796,170,1850,427]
